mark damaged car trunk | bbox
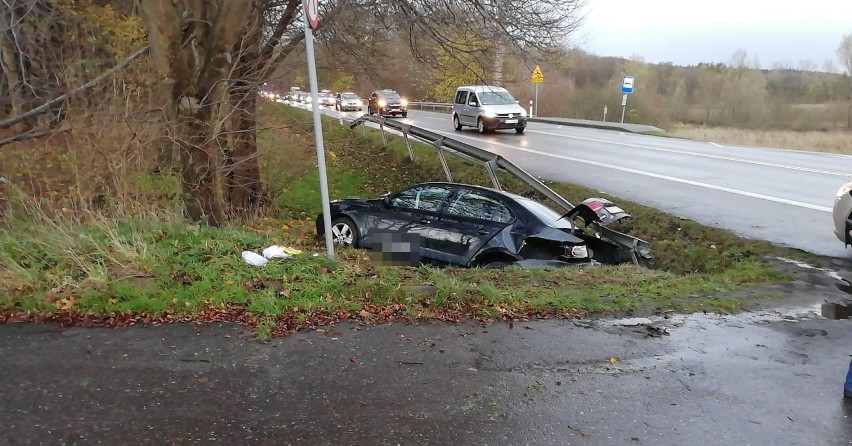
[318,116,652,269]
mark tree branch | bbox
[0,46,150,130]
[0,127,70,148]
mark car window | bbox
[391,186,451,212]
[468,93,479,105]
[446,190,513,223]
[479,91,516,105]
[455,90,468,104]
[515,197,572,228]
[381,91,401,100]
[342,93,358,99]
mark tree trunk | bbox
[226,83,263,217]
[0,18,26,126]
[178,99,224,226]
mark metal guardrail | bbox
[348,114,651,263]
[407,102,453,113]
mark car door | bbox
[453,90,468,125]
[462,92,480,126]
[363,185,453,264]
[429,188,514,266]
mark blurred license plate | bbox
[505,119,518,124]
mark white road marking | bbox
[416,125,833,213]
[425,116,446,121]
[708,142,723,147]
[523,128,852,177]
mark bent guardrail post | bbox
[484,159,502,190]
[433,137,453,183]
[402,128,415,161]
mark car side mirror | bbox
[382,194,391,206]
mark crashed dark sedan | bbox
[315,182,637,268]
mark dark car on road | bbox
[316,182,634,268]
[368,89,408,118]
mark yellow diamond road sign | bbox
[531,66,544,84]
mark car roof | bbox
[456,85,509,93]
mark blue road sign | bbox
[621,76,635,94]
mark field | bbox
[668,125,852,154]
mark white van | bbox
[452,86,527,134]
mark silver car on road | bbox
[452,85,527,134]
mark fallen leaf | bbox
[56,296,77,311]
[350,357,359,364]
[195,376,209,384]
[317,266,329,275]
[108,297,117,305]
[610,357,618,365]
[468,367,478,372]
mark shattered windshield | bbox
[479,91,516,105]
[381,91,401,100]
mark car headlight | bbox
[378,99,387,107]
[838,183,852,198]
[356,100,363,106]
[519,109,528,117]
[483,110,497,118]
[401,98,408,107]
[566,245,589,258]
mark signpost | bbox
[531,65,543,117]
[620,75,634,124]
[303,0,335,261]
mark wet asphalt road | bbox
[2,306,850,445]
[293,102,852,258]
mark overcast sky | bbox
[578,0,852,71]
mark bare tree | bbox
[838,34,852,75]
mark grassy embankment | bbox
[1,102,809,337]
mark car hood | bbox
[481,103,526,115]
[528,226,584,244]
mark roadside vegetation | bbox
[2,2,844,338]
[1,103,811,337]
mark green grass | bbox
[0,101,809,336]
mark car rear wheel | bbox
[483,261,511,270]
[477,118,487,134]
[453,115,462,131]
[330,216,359,248]
[515,126,525,134]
